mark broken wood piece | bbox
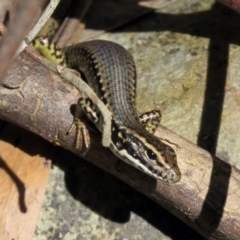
[0,124,54,240]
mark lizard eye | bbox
[146,149,157,161]
[115,138,123,150]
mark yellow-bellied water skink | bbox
[32,37,181,183]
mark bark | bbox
[1,46,240,240]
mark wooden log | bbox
[0,46,240,240]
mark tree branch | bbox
[1,45,240,240]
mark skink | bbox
[32,37,181,182]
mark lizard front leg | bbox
[139,110,161,134]
[67,97,100,154]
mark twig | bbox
[23,0,60,46]
[0,0,49,83]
